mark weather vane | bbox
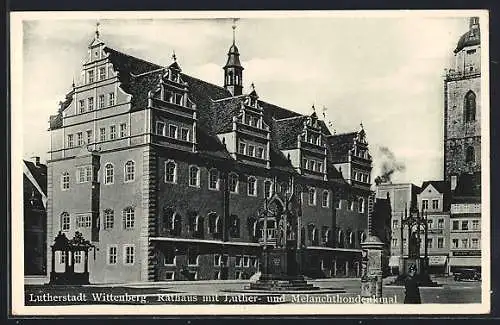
[172,50,177,62]
[95,22,100,39]
[232,18,238,44]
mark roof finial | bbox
[95,22,100,39]
[312,103,316,112]
[360,121,364,130]
[251,82,255,91]
[72,76,75,88]
[232,18,238,45]
[322,106,327,119]
[172,50,177,62]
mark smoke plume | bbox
[374,146,405,185]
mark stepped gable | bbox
[49,90,74,130]
[326,132,357,163]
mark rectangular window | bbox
[188,249,198,266]
[248,145,255,157]
[322,191,329,208]
[79,100,85,114]
[164,248,176,265]
[120,123,127,138]
[99,127,106,142]
[317,162,323,173]
[452,239,459,248]
[165,161,176,183]
[61,214,70,231]
[124,245,135,265]
[309,160,316,171]
[392,220,399,229]
[472,220,480,230]
[108,246,117,265]
[392,238,398,247]
[467,49,477,55]
[243,255,250,267]
[427,219,433,229]
[88,97,94,111]
[239,142,246,155]
[452,220,459,230]
[76,214,92,228]
[168,124,178,138]
[422,199,429,210]
[335,200,341,209]
[180,128,190,141]
[67,134,74,148]
[61,173,70,190]
[471,238,479,249]
[86,130,93,144]
[214,254,221,266]
[60,251,67,264]
[108,93,115,106]
[98,94,105,109]
[438,219,444,229]
[209,170,219,190]
[403,238,407,248]
[257,147,264,159]
[432,199,439,210]
[437,237,444,248]
[189,166,199,187]
[77,166,92,183]
[74,251,82,264]
[235,255,242,267]
[461,239,468,248]
[104,210,114,229]
[99,67,106,80]
[156,121,165,136]
[87,70,94,83]
[302,158,307,169]
[110,125,116,140]
[77,132,84,146]
[426,238,432,249]
[461,220,469,231]
[165,272,175,280]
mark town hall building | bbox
[46,24,372,283]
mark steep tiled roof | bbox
[24,160,47,195]
[326,132,356,163]
[419,180,450,194]
[454,24,480,53]
[210,97,242,134]
[273,116,306,150]
[49,90,74,130]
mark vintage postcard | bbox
[10,10,490,315]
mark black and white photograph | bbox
[10,10,490,315]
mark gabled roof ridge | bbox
[274,115,306,122]
[104,46,163,70]
[211,94,246,102]
[327,131,357,138]
[181,73,230,93]
[131,67,166,78]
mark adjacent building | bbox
[23,157,47,276]
[444,17,482,272]
[45,26,372,283]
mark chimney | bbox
[31,156,40,167]
[450,175,457,192]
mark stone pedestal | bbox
[360,235,384,300]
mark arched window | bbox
[208,212,220,234]
[360,231,367,243]
[348,231,355,246]
[337,229,344,248]
[165,160,177,184]
[104,163,114,185]
[208,169,219,190]
[124,160,135,182]
[61,172,70,190]
[308,187,316,206]
[189,165,200,187]
[228,71,234,84]
[247,176,257,196]
[172,213,182,236]
[466,146,475,163]
[103,209,114,229]
[464,91,476,122]
[322,190,329,208]
[61,212,70,231]
[123,207,135,229]
[358,197,365,213]
[229,173,239,193]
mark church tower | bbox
[223,20,244,96]
[444,17,481,192]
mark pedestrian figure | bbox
[404,264,421,304]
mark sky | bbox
[18,12,476,186]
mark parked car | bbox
[453,268,481,281]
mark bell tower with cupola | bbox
[223,20,244,96]
[443,17,481,193]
